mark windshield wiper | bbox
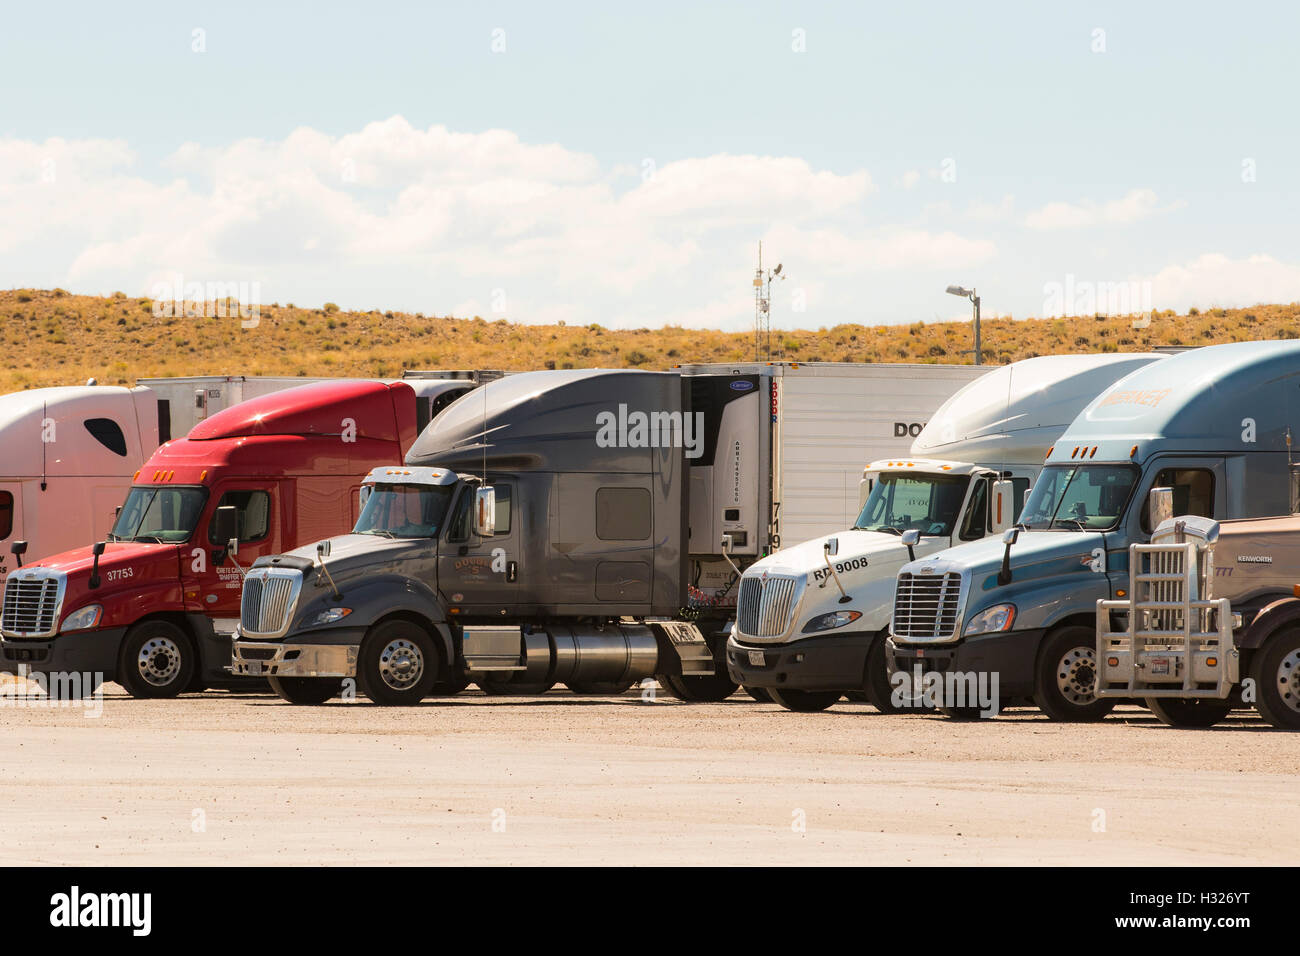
[1050,517,1087,531]
[362,529,397,538]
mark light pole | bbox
[946,284,982,365]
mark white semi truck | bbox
[725,354,1166,712]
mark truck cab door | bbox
[0,484,18,585]
[185,484,280,618]
[1118,457,1225,589]
[437,480,517,618]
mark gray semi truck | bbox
[229,364,986,704]
[886,340,1300,721]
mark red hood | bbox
[31,541,180,578]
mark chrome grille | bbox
[893,571,962,640]
[737,574,801,638]
[239,569,303,639]
[2,572,66,638]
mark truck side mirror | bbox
[473,486,496,537]
[990,479,1014,535]
[1148,486,1174,534]
[11,540,27,568]
[824,537,839,557]
[213,505,239,555]
[89,540,106,589]
[901,528,920,562]
[997,528,1019,586]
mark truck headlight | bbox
[963,604,1016,636]
[61,605,103,633]
[801,610,863,633]
[307,607,352,626]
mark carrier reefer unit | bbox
[230,363,988,704]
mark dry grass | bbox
[1,288,1298,391]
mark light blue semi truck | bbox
[886,340,1300,721]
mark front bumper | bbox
[726,630,876,692]
[231,634,359,679]
[886,628,1045,697]
[0,627,127,679]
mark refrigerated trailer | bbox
[723,353,1166,712]
[230,362,991,704]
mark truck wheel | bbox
[476,673,557,695]
[117,621,197,699]
[768,688,839,712]
[358,620,438,706]
[1251,628,1300,729]
[1032,626,1115,722]
[565,680,635,695]
[656,673,738,702]
[268,676,342,705]
[864,634,906,714]
[744,686,772,702]
[1145,697,1232,728]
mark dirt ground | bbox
[1,680,1296,866]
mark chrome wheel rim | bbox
[137,637,182,687]
[1056,646,1098,705]
[378,638,424,691]
[1275,648,1300,715]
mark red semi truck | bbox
[0,378,460,697]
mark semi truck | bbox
[0,373,483,588]
[228,362,991,704]
[1096,489,1300,728]
[886,340,1300,721]
[0,375,483,698]
[723,353,1165,712]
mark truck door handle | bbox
[507,561,517,583]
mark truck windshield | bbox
[853,473,971,536]
[109,486,208,543]
[354,483,455,539]
[1019,464,1137,531]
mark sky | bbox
[2,0,1298,331]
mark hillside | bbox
[2,288,1298,391]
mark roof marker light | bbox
[1130,445,1139,458]
[1071,447,1079,459]
[1047,446,1054,458]
[1090,446,1098,458]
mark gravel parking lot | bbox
[2,681,1296,866]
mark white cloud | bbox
[0,117,1002,330]
[1145,253,1300,312]
[1024,188,1177,230]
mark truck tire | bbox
[358,620,439,706]
[268,676,343,705]
[655,673,738,702]
[768,688,839,712]
[117,621,197,699]
[744,686,772,702]
[1144,696,1233,728]
[1032,625,1115,722]
[565,680,635,695]
[864,634,905,714]
[476,674,557,695]
[1251,628,1300,729]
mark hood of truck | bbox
[903,530,1105,588]
[747,529,949,582]
[1212,516,1300,602]
[26,541,179,578]
[267,533,430,579]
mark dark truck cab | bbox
[231,369,735,704]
